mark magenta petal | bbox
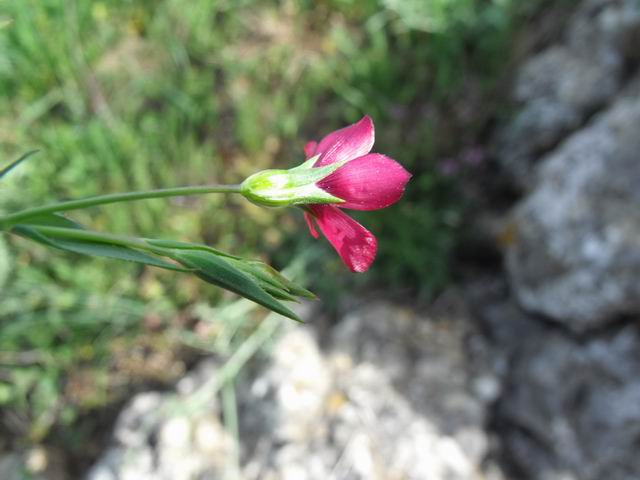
[304,141,318,159]
[318,154,411,210]
[314,116,375,167]
[309,205,377,273]
[304,211,319,238]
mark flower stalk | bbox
[0,184,242,230]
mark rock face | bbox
[501,0,640,331]
[469,278,640,480]
[492,1,640,475]
[506,79,640,331]
[498,325,640,480]
[87,301,502,480]
[496,0,640,186]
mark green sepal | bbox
[287,159,346,187]
[239,157,347,207]
[289,155,320,172]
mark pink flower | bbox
[302,116,411,273]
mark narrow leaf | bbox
[0,150,39,180]
[248,261,316,299]
[19,212,84,230]
[146,238,241,260]
[261,284,300,302]
[175,250,301,322]
[228,259,286,291]
[13,225,187,272]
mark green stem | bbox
[0,184,241,229]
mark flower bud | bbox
[240,157,345,207]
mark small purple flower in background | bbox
[438,158,460,176]
[438,146,486,177]
[461,147,486,167]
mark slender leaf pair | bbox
[9,213,308,322]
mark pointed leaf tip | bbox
[175,250,303,322]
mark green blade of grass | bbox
[0,150,39,181]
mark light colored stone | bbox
[88,300,499,480]
[238,301,497,480]
[86,361,232,480]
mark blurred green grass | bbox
[0,0,521,445]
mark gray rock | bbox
[506,79,640,330]
[497,325,640,480]
[496,0,640,186]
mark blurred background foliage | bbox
[1,0,531,448]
